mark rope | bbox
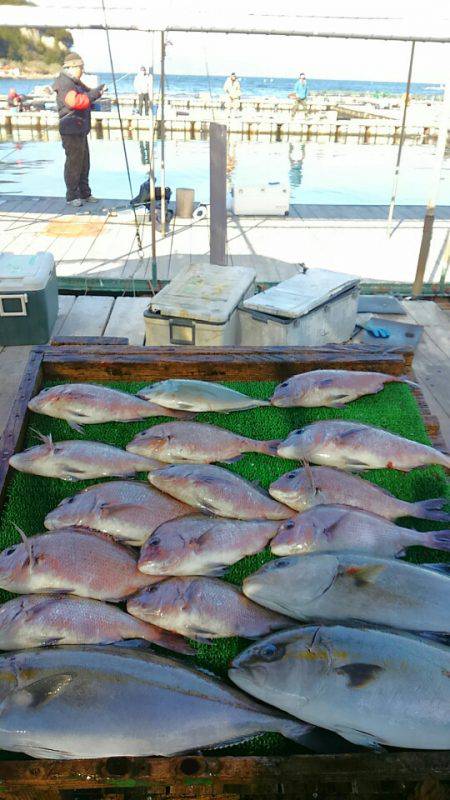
[100,0,145,258]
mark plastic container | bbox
[238,268,360,346]
[0,252,58,346]
[231,181,290,216]
[144,263,255,346]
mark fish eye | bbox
[274,558,290,569]
[4,546,17,556]
[286,473,296,480]
[145,584,160,594]
[259,642,285,662]
[294,429,303,435]
[148,537,160,547]
[280,381,289,388]
[67,497,74,504]
[284,520,295,529]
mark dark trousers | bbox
[61,134,91,201]
[138,92,149,115]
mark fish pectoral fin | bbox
[204,565,228,577]
[68,422,85,435]
[344,459,372,470]
[60,464,88,479]
[421,563,450,576]
[333,726,385,752]
[6,673,74,710]
[410,630,450,646]
[337,427,366,440]
[99,502,143,519]
[188,627,215,644]
[342,563,384,587]
[335,662,384,688]
[198,502,221,515]
[42,637,65,647]
[220,455,243,464]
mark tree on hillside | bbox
[0,0,73,66]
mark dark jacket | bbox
[53,70,102,135]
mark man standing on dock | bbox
[290,73,308,118]
[53,52,105,208]
[133,66,153,115]
[223,72,241,112]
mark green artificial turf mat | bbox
[0,379,448,758]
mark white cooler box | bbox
[238,268,360,346]
[0,252,58,346]
[144,263,256,346]
[231,181,290,216]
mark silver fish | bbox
[0,647,311,758]
[28,383,193,432]
[0,528,158,601]
[277,420,450,471]
[269,465,450,522]
[9,435,161,481]
[271,505,450,558]
[127,421,280,463]
[271,370,417,408]
[138,379,269,412]
[229,625,450,750]
[0,594,191,654]
[243,553,450,633]
[148,463,292,520]
[44,480,192,546]
[139,515,278,576]
[127,576,292,641]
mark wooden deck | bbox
[0,296,448,447]
[1,195,449,286]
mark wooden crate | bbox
[0,342,448,800]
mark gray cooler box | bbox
[0,252,58,346]
[238,268,360,346]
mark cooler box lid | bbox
[150,263,256,324]
[0,252,55,292]
[242,268,360,319]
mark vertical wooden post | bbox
[148,33,157,288]
[160,30,167,237]
[387,40,415,235]
[210,122,227,266]
[412,76,450,296]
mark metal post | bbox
[160,30,167,237]
[387,40,415,235]
[210,122,227,265]
[148,34,157,288]
[412,76,450,296]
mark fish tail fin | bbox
[412,498,450,522]
[437,452,450,469]
[393,375,420,389]
[139,622,194,655]
[425,530,450,552]
[254,439,282,456]
[277,718,314,744]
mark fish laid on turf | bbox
[128,576,292,641]
[127,421,280,464]
[229,625,450,750]
[0,646,312,758]
[9,435,161,481]
[139,515,278,576]
[0,594,191,654]
[138,379,269,412]
[44,480,192,546]
[271,370,417,408]
[243,553,450,633]
[148,463,292,520]
[277,420,450,471]
[28,383,193,432]
[0,528,159,602]
[271,504,450,558]
[269,465,450,521]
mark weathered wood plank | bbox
[412,331,450,417]
[51,336,129,346]
[403,299,449,328]
[52,294,76,337]
[57,296,114,337]
[103,297,149,345]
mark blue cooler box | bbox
[0,252,58,346]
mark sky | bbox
[34,0,450,82]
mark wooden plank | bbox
[103,297,149,345]
[51,336,129,346]
[51,294,76,337]
[403,299,449,328]
[41,344,409,382]
[210,122,227,266]
[57,296,114,338]
[412,330,450,416]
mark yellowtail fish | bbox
[138,379,269,412]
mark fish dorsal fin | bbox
[5,673,74,710]
[421,563,450,577]
[341,563,385,586]
[13,524,36,570]
[29,428,53,450]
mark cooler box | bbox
[0,252,58,346]
[231,181,290,216]
[144,263,256,346]
[238,268,360,347]
[92,98,112,112]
